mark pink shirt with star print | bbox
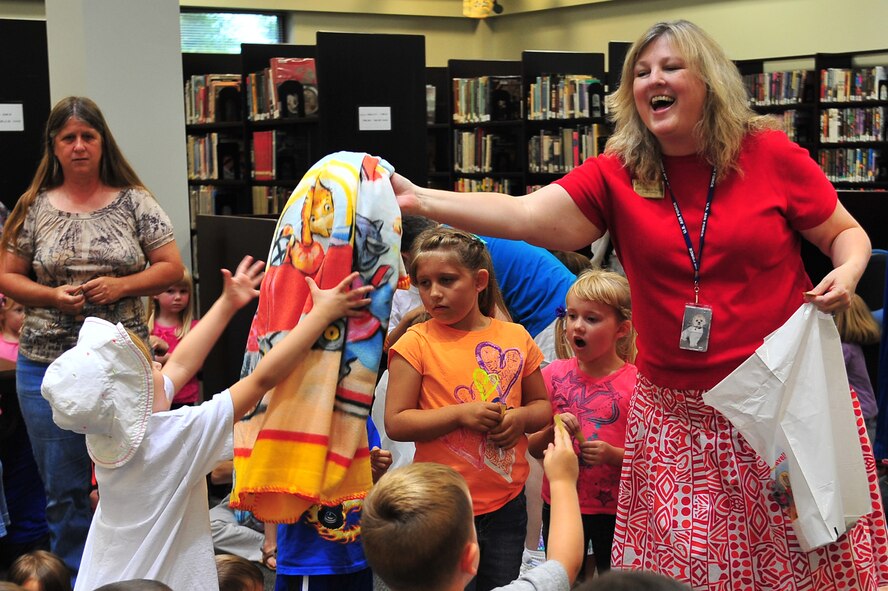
[541,358,636,514]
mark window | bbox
[180,10,283,54]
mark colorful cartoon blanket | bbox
[230,152,404,523]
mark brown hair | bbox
[1,96,148,254]
[8,550,72,591]
[835,293,881,346]
[605,20,778,183]
[362,463,474,591]
[215,554,264,591]
[555,269,635,362]
[409,227,507,319]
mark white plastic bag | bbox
[703,303,871,551]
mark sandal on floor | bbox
[260,547,277,571]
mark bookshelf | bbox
[442,52,609,195]
[426,66,452,190]
[737,49,888,189]
[448,59,525,195]
[184,34,427,219]
[522,51,607,191]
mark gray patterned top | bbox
[13,187,175,363]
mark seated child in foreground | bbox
[40,257,372,591]
[361,422,582,591]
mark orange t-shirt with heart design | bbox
[391,317,544,515]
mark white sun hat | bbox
[41,316,154,469]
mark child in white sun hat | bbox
[40,256,372,591]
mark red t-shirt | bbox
[555,131,837,389]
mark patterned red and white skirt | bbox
[612,372,888,590]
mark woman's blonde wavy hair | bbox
[605,20,779,183]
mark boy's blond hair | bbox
[362,463,474,591]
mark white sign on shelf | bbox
[358,106,391,131]
[0,103,24,132]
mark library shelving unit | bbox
[448,58,525,195]
[521,50,607,192]
[241,42,317,217]
[426,66,452,190]
[815,49,888,189]
[737,49,888,189]
[182,51,245,280]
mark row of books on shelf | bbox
[453,177,519,194]
[774,110,812,143]
[188,185,292,224]
[743,70,814,106]
[526,75,604,120]
[251,186,292,216]
[452,76,522,123]
[246,57,318,121]
[527,124,605,174]
[820,107,884,143]
[452,129,518,173]
[251,130,314,182]
[185,73,241,124]
[818,148,883,183]
[820,67,887,102]
[186,133,242,181]
[188,186,237,227]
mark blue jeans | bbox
[467,489,527,591]
[16,354,91,574]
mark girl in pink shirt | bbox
[0,294,24,362]
[147,269,199,406]
[529,269,637,582]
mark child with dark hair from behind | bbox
[834,293,881,443]
[215,554,264,591]
[7,550,71,591]
[362,420,582,591]
[574,571,691,590]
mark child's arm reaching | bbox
[528,412,580,459]
[228,271,372,419]
[544,421,583,584]
[163,256,265,394]
[385,353,503,442]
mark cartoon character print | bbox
[445,342,525,481]
[550,369,623,508]
[303,499,363,544]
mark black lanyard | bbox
[659,162,716,304]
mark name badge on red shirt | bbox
[632,179,664,199]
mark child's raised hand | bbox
[544,419,579,485]
[489,408,525,450]
[579,440,621,467]
[221,256,265,309]
[458,401,504,433]
[305,271,373,323]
